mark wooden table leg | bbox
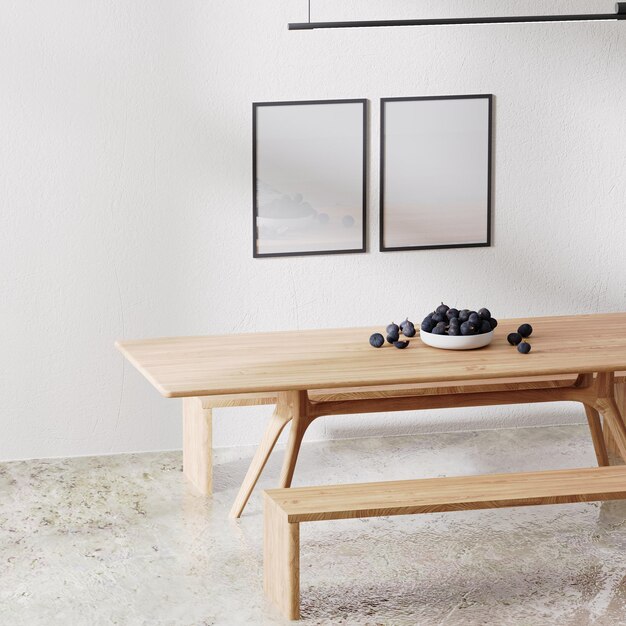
[575,375,609,467]
[279,391,313,489]
[596,373,626,464]
[584,405,610,466]
[604,381,626,464]
[183,397,213,495]
[230,399,293,518]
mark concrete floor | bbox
[2,424,626,626]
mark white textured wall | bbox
[1,0,625,461]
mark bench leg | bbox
[230,402,293,518]
[183,397,213,495]
[264,494,300,620]
[279,391,312,489]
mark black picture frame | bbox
[253,99,367,258]
[380,94,493,252]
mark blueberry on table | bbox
[479,320,492,334]
[369,333,385,348]
[478,308,491,320]
[387,332,400,344]
[468,312,480,325]
[518,323,533,338]
[399,318,410,332]
[446,308,460,321]
[403,322,416,338]
[489,318,498,330]
[507,332,522,346]
[386,323,400,336]
[394,340,410,349]
[518,342,532,354]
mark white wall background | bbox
[1,0,625,461]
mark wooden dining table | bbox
[116,313,626,516]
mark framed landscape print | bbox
[380,94,493,251]
[253,99,367,257]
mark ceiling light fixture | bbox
[289,2,626,30]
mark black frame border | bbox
[253,98,368,259]
[379,94,493,252]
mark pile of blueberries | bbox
[421,303,497,336]
[368,306,535,355]
[507,324,533,354]
[369,318,416,349]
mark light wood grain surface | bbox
[116,313,626,397]
[265,465,626,523]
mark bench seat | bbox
[264,465,626,619]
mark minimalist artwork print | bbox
[253,99,366,257]
[380,94,492,251]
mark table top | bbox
[115,313,626,398]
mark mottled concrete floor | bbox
[2,425,626,626]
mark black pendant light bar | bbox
[289,2,626,30]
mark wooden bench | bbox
[190,373,626,518]
[264,465,626,620]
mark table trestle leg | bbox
[595,372,626,464]
[279,391,314,489]
[230,399,294,518]
[605,381,626,464]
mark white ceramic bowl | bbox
[420,329,494,350]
